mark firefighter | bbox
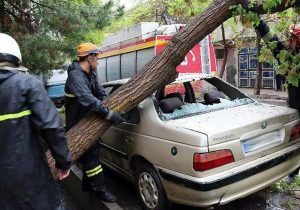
[255,19,300,178]
[255,18,300,113]
[64,43,126,203]
[0,33,72,209]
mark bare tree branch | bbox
[4,7,37,33]
[29,0,54,10]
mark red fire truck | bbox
[97,23,217,84]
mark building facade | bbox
[212,24,276,89]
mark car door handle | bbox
[125,136,133,144]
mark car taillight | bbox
[290,123,300,141]
[193,150,234,172]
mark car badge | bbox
[261,121,268,129]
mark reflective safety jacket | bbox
[65,62,108,131]
[0,68,71,210]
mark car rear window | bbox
[157,78,254,120]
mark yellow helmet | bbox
[76,43,100,57]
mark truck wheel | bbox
[135,162,168,210]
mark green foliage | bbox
[230,4,260,27]
[287,70,300,86]
[104,0,158,34]
[1,0,124,74]
[282,201,296,210]
[259,47,276,63]
[269,177,300,210]
[268,41,277,50]
[58,106,66,126]
[104,0,212,34]
[230,4,245,17]
[271,179,291,193]
[262,41,300,86]
[165,0,211,22]
[271,176,300,193]
[58,106,65,115]
[231,1,300,86]
[274,8,295,37]
[262,0,282,12]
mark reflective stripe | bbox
[262,31,273,43]
[0,110,31,122]
[87,168,103,177]
[86,165,102,174]
[86,165,103,177]
[65,92,76,97]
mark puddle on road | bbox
[266,191,300,210]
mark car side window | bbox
[126,107,140,124]
[104,85,140,124]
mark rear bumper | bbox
[158,142,300,207]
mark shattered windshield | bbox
[161,98,254,120]
[156,78,254,120]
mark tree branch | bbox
[29,0,54,10]
[240,0,298,13]
[5,0,31,18]
[4,7,37,33]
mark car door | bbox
[100,84,141,172]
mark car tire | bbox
[135,162,168,210]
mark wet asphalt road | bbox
[59,167,300,210]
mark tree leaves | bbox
[104,0,212,34]
[0,0,124,74]
[230,1,300,86]
[262,0,283,12]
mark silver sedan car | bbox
[99,74,300,210]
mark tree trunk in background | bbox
[218,23,228,79]
[47,0,298,178]
[254,30,262,95]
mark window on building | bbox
[249,54,258,69]
[239,71,248,78]
[238,48,275,89]
[262,71,274,78]
[263,62,273,69]
[239,55,248,70]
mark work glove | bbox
[106,110,127,125]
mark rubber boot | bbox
[97,186,117,203]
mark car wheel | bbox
[135,162,168,210]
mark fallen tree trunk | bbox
[48,0,297,177]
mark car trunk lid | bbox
[170,103,297,148]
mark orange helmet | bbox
[76,43,100,57]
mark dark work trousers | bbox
[275,74,282,91]
[79,142,106,193]
[288,84,300,113]
[288,84,300,177]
